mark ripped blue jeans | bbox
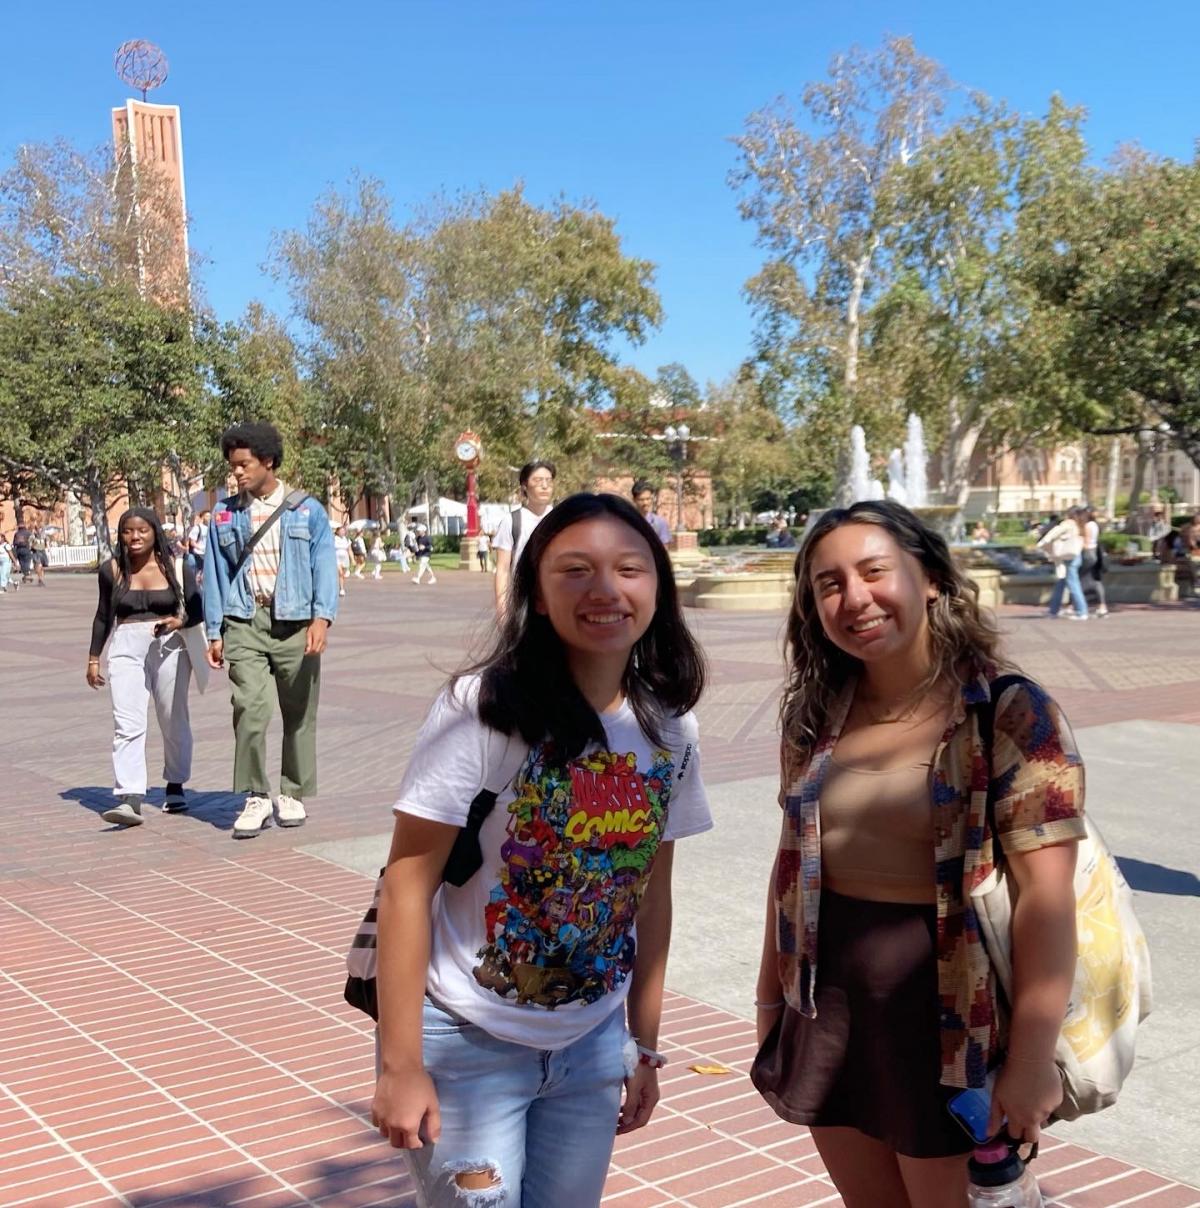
[401,997,628,1207]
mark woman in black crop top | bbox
[87,508,201,827]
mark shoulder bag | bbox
[973,674,1153,1120]
[343,735,528,1021]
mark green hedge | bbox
[697,526,771,547]
[1100,532,1152,553]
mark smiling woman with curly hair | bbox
[753,500,1085,1208]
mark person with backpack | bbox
[12,523,32,583]
[1036,507,1088,620]
[202,421,339,839]
[492,460,556,616]
[86,508,202,826]
[411,525,436,585]
[752,500,1084,1207]
[351,529,368,579]
[370,492,710,1206]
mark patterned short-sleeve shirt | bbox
[774,668,1086,1089]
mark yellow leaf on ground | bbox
[688,1062,734,1076]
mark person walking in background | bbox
[0,532,15,593]
[632,479,673,545]
[12,522,32,584]
[370,533,386,580]
[493,460,556,615]
[1081,506,1109,618]
[370,492,710,1204]
[1037,507,1088,620]
[476,528,490,572]
[351,529,368,578]
[87,508,203,827]
[29,526,48,586]
[398,525,416,574]
[202,421,339,839]
[411,525,436,585]
[187,509,211,581]
[753,500,1083,1206]
[333,525,351,597]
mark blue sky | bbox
[4,1,1199,388]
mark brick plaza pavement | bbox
[1,571,1197,1207]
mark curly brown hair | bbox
[781,500,1008,762]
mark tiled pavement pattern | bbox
[1,572,1198,1207]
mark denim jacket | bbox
[202,490,339,639]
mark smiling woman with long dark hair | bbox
[370,492,709,1207]
[87,507,202,827]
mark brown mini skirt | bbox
[751,889,974,1159]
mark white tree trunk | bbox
[941,400,985,537]
[843,247,875,393]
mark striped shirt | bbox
[246,480,290,602]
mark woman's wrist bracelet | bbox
[754,998,785,1010]
[635,1043,668,1069]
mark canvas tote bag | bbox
[972,675,1153,1120]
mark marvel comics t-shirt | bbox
[393,677,711,1048]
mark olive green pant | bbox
[223,606,320,799]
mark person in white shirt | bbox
[333,526,351,597]
[1036,508,1088,620]
[1080,506,1109,617]
[370,534,386,580]
[492,460,555,616]
[371,492,710,1205]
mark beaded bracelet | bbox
[754,999,785,1010]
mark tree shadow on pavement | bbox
[59,786,247,833]
[1117,855,1200,897]
[122,1153,417,1206]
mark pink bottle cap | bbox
[974,1142,1011,1163]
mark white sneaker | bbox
[428,576,437,584]
[233,795,274,839]
[339,587,346,596]
[1068,613,1089,621]
[102,795,144,827]
[1097,607,1109,617]
[274,795,307,828]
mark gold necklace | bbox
[859,686,928,726]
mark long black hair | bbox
[111,507,183,610]
[459,492,706,758]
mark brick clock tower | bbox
[111,41,189,303]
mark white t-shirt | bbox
[188,523,207,557]
[1084,520,1100,551]
[334,534,351,564]
[393,676,711,1049]
[491,505,551,567]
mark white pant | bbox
[107,622,193,797]
[413,556,436,583]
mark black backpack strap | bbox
[229,488,308,584]
[510,507,522,551]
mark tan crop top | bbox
[820,703,948,904]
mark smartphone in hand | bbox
[947,1071,998,1144]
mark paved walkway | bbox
[1,571,1197,1207]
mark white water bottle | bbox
[967,1140,1043,1207]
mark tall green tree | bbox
[730,36,948,463]
[872,95,1091,508]
[1020,147,1200,476]
[0,278,201,550]
[272,179,661,511]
